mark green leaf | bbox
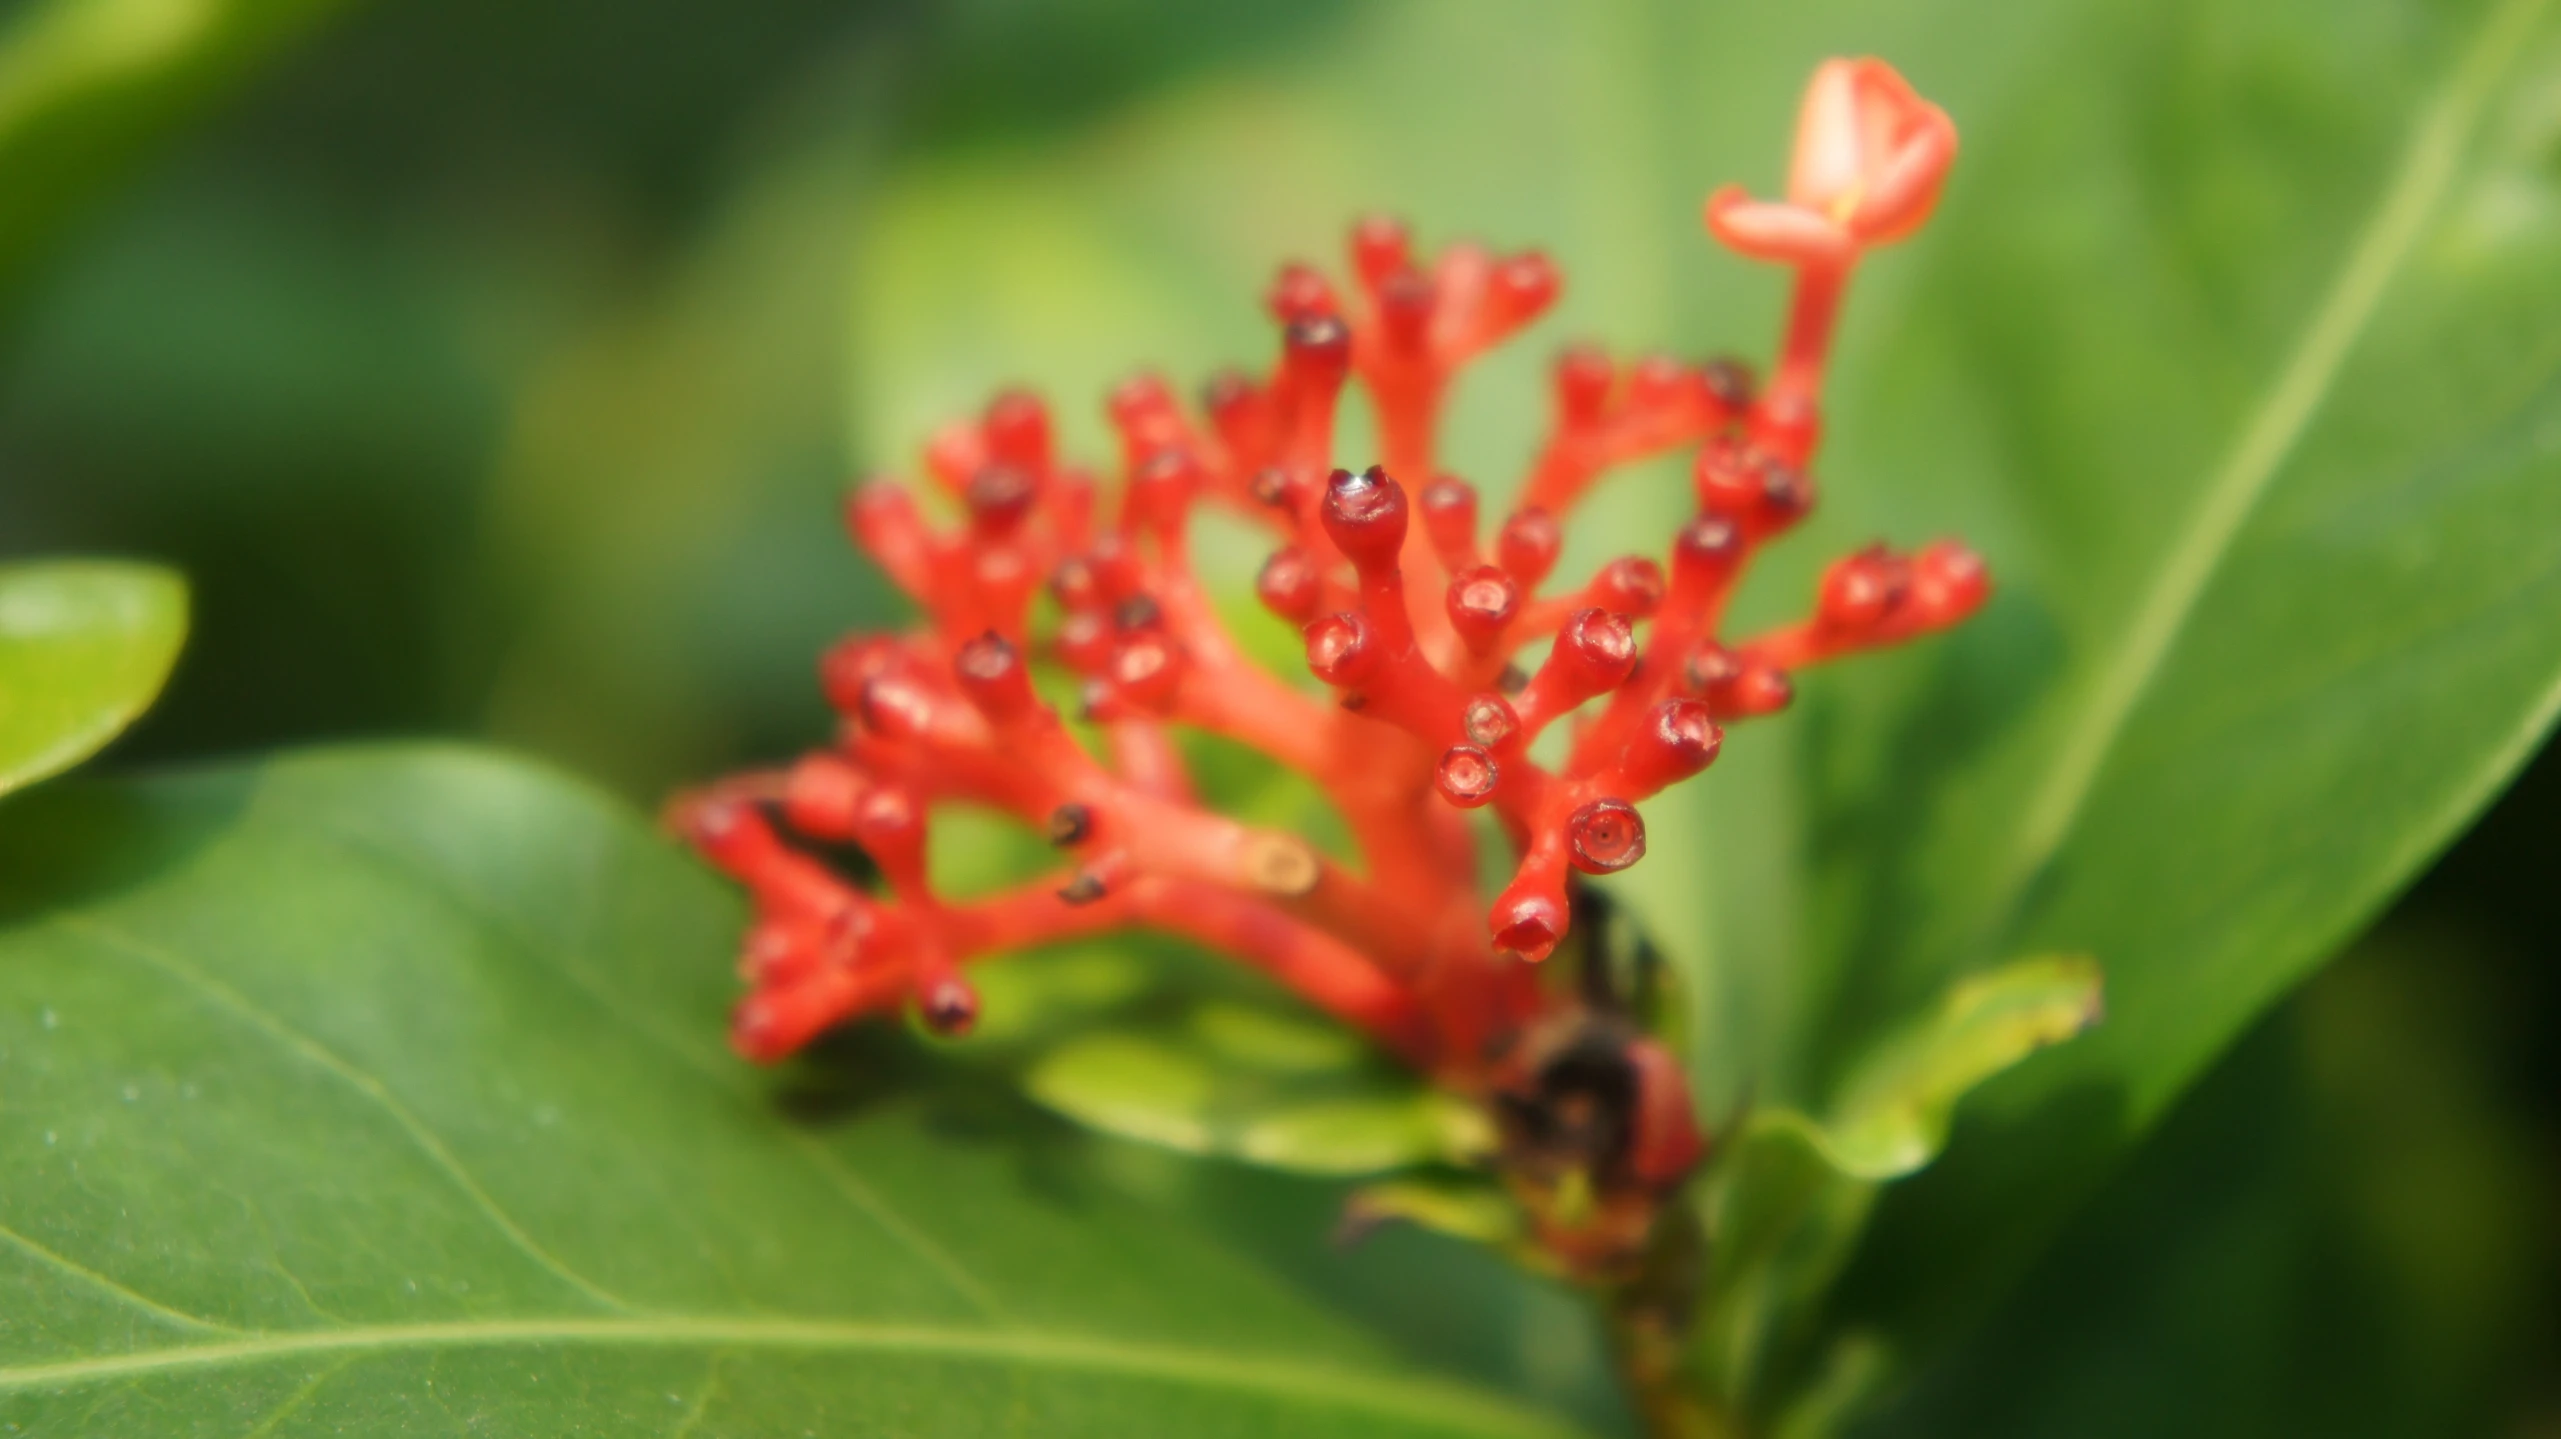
[1816,0,2561,1347]
[1685,959,2100,1413]
[1022,1004,1489,1176]
[0,558,185,798]
[839,0,2561,1394]
[1781,957,2102,1184]
[0,0,352,300]
[0,746,1597,1435]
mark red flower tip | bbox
[1461,693,1521,751]
[919,975,982,1037]
[1491,886,1569,963]
[1594,556,1667,619]
[982,387,1053,470]
[1351,214,1413,289]
[1704,57,1956,269]
[1616,699,1723,796]
[1816,544,1910,633]
[1322,465,1410,570]
[854,673,939,743]
[1446,565,1521,655]
[1695,438,1816,540]
[1256,545,1325,622]
[783,753,867,838]
[1268,263,1341,324]
[1496,507,1562,588]
[1553,345,1615,426]
[1487,251,1562,331]
[1436,744,1501,808]
[1418,475,1480,567]
[1304,610,1380,687]
[953,630,1035,721]
[1108,631,1185,713]
[1566,798,1647,874]
[1913,539,1991,622]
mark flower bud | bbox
[1304,611,1381,687]
[1322,465,1409,572]
[1566,798,1647,874]
[1496,507,1562,588]
[1256,546,1324,623]
[953,631,1035,722]
[1436,745,1500,808]
[1446,565,1519,655]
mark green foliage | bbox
[0,0,350,299]
[0,748,1599,1435]
[3,0,2560,1431]
[827,0,2561,1413]
[0,559,185,797]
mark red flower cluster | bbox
[674,58,1974,1208]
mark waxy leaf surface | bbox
[0,747,1600,1436]
[0,559,184,798]
[838,0,2561,1384]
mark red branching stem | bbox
[674,60,1977,1195]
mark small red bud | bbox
[1913,541,1990,623]
[784,753,867,838]
[1595,556,1666,619]
[1488,251,1560,329]
[1625,354,1692,412]
[1817,545,1909,633]
[1566,798,1647,874]
[982,389,1051,469]
[1055,610,1113,673]
[1281,317,1353,394]
[1491,889,1568,963]
[1618,699,1722,795]
[1267,264,1339,324]
[919,975,981,1037]
[1461,693,1520,750]
[1378,268,1435,352]
[1671,514,1745,593]
[1554,345,1613,426]
[953,631,1035,722]
[856,675,938,742]
[1559,608,1638,689]
[1701,356,1756,413]
[1110,633,1184,713]
[1496,508,1562,588]
[1256,546,1324,623]
[1304,610,1380,687]
[1446,565,1519,654]
[1322,465,1409,571]
[1696,439,1815,539]
[1418,476,1479,566]
[1351,215,1411,290]
[1435,745,1500,808]
[851,785,926,876]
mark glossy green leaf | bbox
[1782,957,2101,1184]
[0,559,185,798]
[839,0,2561,1395]
[1686,958,2098,1416]
[0,0,352,300]
[1023,1004,1488,1176]
[0,746,1598,1436]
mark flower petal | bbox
[1704,187,1855,267]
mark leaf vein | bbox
[1996,0,2554,919]
[0,1317,1585,1438]
[50,914,638,1318]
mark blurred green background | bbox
[2,0,2556,1432]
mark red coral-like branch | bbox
[672,57,1975,1220]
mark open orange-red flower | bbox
[1705,58,1956,268]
